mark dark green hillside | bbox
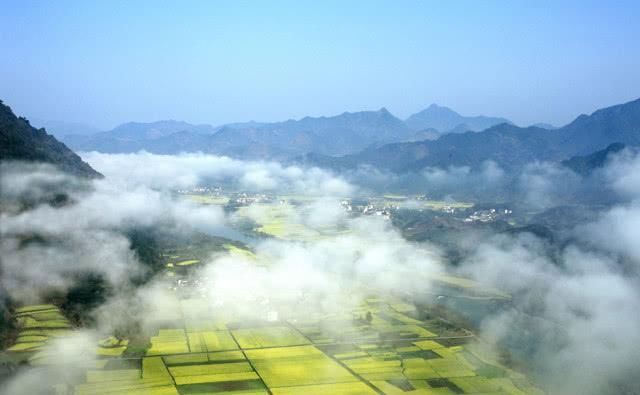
[561,142,627,176]
[0,100,102,178]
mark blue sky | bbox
[1,0,639,129]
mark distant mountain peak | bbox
[57,97,640,163]
[303,97,640,174]
[405,104,510,133]
[64,107,412,158]
[426,103,454,111]
[530,122,557,130]
[105,120,217,140]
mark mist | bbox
[452,149,640,394]
[0,155,441,393]
[3,148,640,395]
[82,151,354,196]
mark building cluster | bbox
[442,206,456,214]
[172,278,208,297]
[176,186,224,195]
[340,200,393,219]
[362,204,393,218]
[463,208,512,223]
[231,192,272,205]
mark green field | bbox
[187,331,238,352]
[175,259,200,266]
[232,326,310,349]
[246,345,359,388]
[67,296,542,394]
[224,243,257,260]
[4,196,542,395]
[236,202,341,241]
[6,304,72,357]
[6,296,543,395]
[185,194,230,206]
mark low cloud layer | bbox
[0,156,439,393]
[3,148,640,395]
[82,151,354,196]
[0,162,228,303]
[344,149,640,209]
[455,149,640,394]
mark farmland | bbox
[1,194,541,394]
[235,202,324,241]
[4,304,73,364]
[4,290,543,395]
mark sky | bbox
[1,0,639,130]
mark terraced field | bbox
[5,304,73,364]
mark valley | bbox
[1,4,639,393]
[1,190,543,395]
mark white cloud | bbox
[82,151,355,196]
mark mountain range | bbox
[3,97,639,177]
[59,105,511,158]
[0,101,101,178]
[301,97,640,172]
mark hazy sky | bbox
[1,0,639,130]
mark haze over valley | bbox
[1,2,640,395]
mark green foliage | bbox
[126,227,163,282]
[0,294,16,350]
[60,273,109,326]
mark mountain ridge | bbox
[561,142,627,176]
[52,97,640,168]
[301,97,640,172]
[63,107,415,158]
[0,101,102,178]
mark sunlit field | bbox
[4,224,541,395]
[9,293,542,395]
